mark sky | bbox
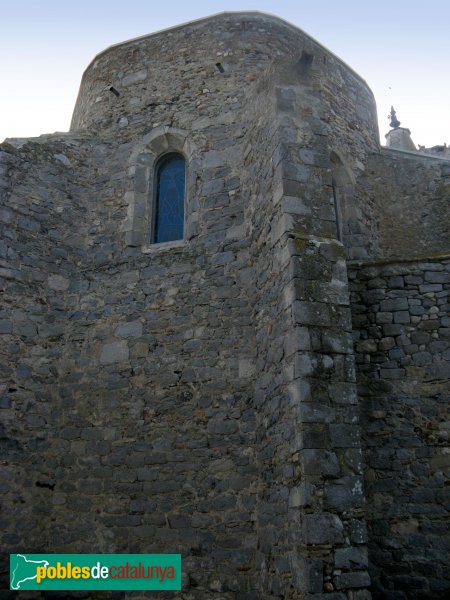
[0,0,449,148]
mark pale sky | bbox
[1,0,449,148]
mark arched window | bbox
[153,154,185,243]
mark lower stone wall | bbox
[349,257,450,600]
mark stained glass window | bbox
[153,154,185,243]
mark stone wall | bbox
[1,13,380,599]
[350,257,450,599]
[0,134,94,590]
[347,145,450,599]
[362,149,450,260]
[1,10,448,600]
[1,130,263,599]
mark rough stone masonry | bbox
[0,12,449,600]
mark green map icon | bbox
[10,554,49,590]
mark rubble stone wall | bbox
[362,149,450,260]
[350,257,450,599]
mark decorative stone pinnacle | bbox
[389,106,401,129]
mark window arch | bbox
[153,153,186,243]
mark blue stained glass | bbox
[154,155,185,243]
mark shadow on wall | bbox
[331,151,375,260]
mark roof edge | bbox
[381,146,450,162]
[80,11,372,93]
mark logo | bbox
[10,554,181,590]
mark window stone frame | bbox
[123,127,198,248]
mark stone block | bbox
[47,274,70,291]
[100,341,129,364]
[0,320,13,334]
[419,319,440,330]
[301,429,330,448]
[420,284,443,293]
[289,483,315,507]
[307,557,323,593]
[333,571,371,590]
[379,337,395,351]
[412,351,432,366]
[329,424,361,447]
[304,513,344,544]
[299,402,336,423]
[302,449,340,476]
[348,519,368,544]
[203,178,224,195]
[380,298,408,311]
[295,352,315,377]
[134,525,156,538]
[411,331,430,344]
[322,331,353,354]
[285,327,311,355]
[383,324,404,336]
[409,305,425,316]
[122,69,147,86]
[324,476,364,510]
[425,364,450,379]
[282,195,311,217]
[335,546,368,569]
[356,339,377,353]
[393,311,410,324]
[329,382,358,405]
[388,276,404,288]
[38,323,65,338]
[238,358,255,378]
[276,87,296,111]
[376,312,393,324]
[293,301,331,326]
[207,419,238,435]
[425,271,450,283]
[283,162,310,183]
[380,368,405,379]
[115,321,143,338]
[405,275,423,285]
